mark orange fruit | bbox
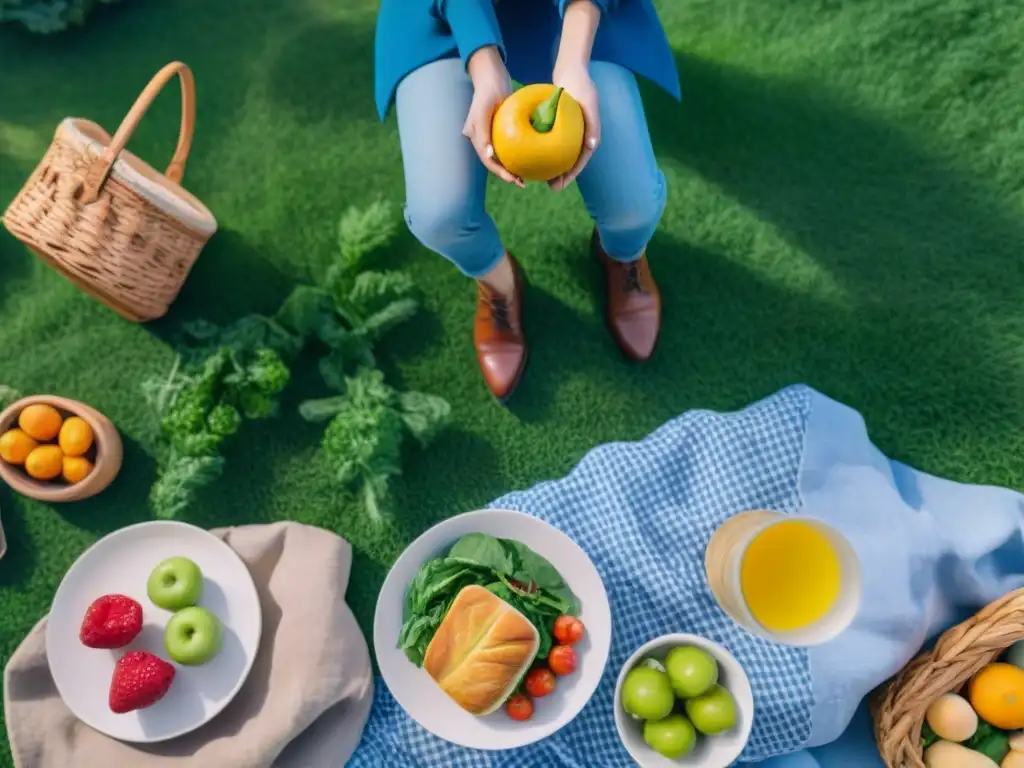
[491,84,585,182]
[62,455,94,484]
[968,662,1024,730]
[59,416,94,457]
[0,428,38,465]
[24,444,64,480]
[18,404,63,442]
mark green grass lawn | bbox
[2,0,1024,761]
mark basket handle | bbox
[80,61,196,205]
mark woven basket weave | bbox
[873,587,1024,767]
[2,62,216,322]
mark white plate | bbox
[614,634,754,767]
[45,521,262,743]
[374,508,612,750]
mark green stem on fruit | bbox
[530,87,563,133]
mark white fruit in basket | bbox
[1009,731,1024,752]
[925,692,978,742]
[924,740,999,768]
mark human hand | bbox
[463,46,524,188]
[549,61,600,191]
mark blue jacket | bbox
[374,0,681,121]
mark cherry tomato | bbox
[548,644,578,676]
[524,667,557,698]
[506,693,534,721]
[553,615,585,646]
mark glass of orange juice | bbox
[704,510,862,646]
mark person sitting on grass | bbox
[374,0,681,401]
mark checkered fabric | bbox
[350,385,816,767]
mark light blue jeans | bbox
[395,57,668,278]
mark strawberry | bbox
[79,594,143,649]
[108,651,175,713]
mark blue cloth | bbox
[349,385,1024,766]
[373,0,681,121]
[396,58,666,275]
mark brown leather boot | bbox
[593,230,661,361]
[474,254,527,401]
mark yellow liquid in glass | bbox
[739,520,842,633]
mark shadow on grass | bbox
[146,228,299,343]
[348,549,386,658]
[265,12,378,130]
[615,51,1024,471]
[55,435,156,533]
[0,235,33,300]
[0,0,316,169]
[252,18,1024,486]
[0,485,33,587]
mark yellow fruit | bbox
[925,741,999,768]
[969,663,1024,730]
[1004,752,1024,768]
[925,693,978,742]
[62,455,93,484]
[0,428,38,465]
[58,416,94,457]
[18,404,63,441]
[491,84,585,182]
[24,445,64,480]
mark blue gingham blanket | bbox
[349,385,1024,766]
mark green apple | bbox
[685,684,738,735]
[643,714,697,758]
[665,645,719,698]
[147,556,203,611]
[164,606,223,665]
[621,666,675,721]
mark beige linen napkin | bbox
[3,521,374,768]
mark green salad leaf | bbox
[920,720,939,750]
[448,533,514,574]
[398,533,581,669]
[964,719,1009,763]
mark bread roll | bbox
[424,584,539,715]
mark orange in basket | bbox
[968,662,1024,730]
[873,588,1024,767]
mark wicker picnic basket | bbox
[1,61,216,322]
[873,587,1024,767]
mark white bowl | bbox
[373,508,612,750]
[614,634,754,767]
[45,521,262,743]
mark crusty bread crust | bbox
[424,584,539,715]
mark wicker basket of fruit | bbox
[0,396,122,502]
[873,588,1024,767]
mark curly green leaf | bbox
[207,404,242,437]
[335,199,398,277]
[150,454,226,519]
[318,350,348,392]
[183,315,302,360]
[360,297,420,339]
[347,270,417,316]
[398,391,451,446]
[275,285,338,341]
[298,395,350,423]
[344,367,396,409]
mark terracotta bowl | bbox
[0,395,123,502]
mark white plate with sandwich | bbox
[373,508,612,750]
